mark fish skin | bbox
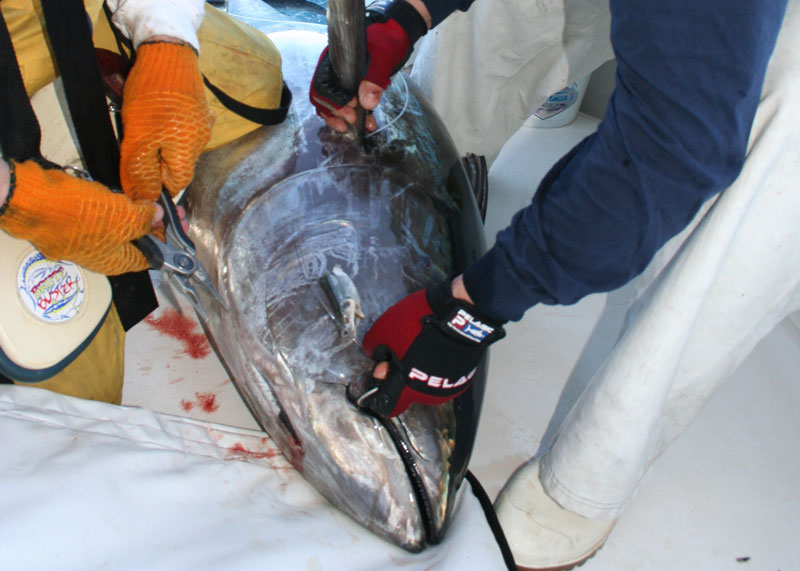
[182,21,488,551]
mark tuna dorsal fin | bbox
[326,0,368,142]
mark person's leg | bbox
[496,1,800,568]
[409,0,612,164]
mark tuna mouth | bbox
[344,358,487,550]
[346,378,437,545]
[380,419,437,544]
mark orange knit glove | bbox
[120,42,214,201]
[0,160,156,276]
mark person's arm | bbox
[463,0,788,322]
[450,274,473,303]
[404,0,432,28]
[104,0,213,202]
[118,41,213,201]
[0,159,158,275]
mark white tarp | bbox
[0,385,506,570]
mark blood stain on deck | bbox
[144,308,211,359]
[180,391,220,414]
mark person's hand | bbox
[309,0,429,133]
[120,40,214,201]
[0,159,159,275]
[360,276,506,417]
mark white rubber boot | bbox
[494,457,616,570]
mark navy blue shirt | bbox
[427,0,788,322]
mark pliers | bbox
[134,188,228,322]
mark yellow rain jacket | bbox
[0,1,285,401]
[2,0,285,149]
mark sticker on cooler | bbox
[534,82,581,120]
[17,251,85,322]
[530,75,590,128]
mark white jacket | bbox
[106,0,205,51]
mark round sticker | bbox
[17,251,85,323]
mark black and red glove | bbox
[309,0,428,119]
[360,279,506,417]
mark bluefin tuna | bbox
[183,0,490,552]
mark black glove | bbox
[360,279,506,417]
[309,0,428,117]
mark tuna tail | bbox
[326,0,368,143]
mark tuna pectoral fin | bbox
[461,153,489,223]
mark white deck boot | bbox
[494,458,615,570]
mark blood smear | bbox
[145,308,211,359]
[227,442,281,460]
[179,392,219,414]
[196,392,219,413]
